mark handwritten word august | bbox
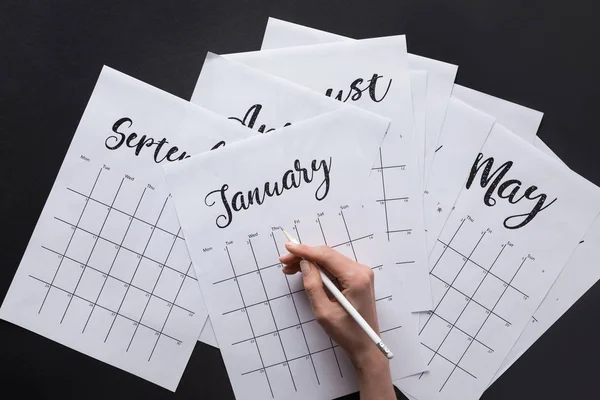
[466,153,557,229]
[229,104,292,134]
[105,117,225,163]
[326,74,392,103]
[205,158,333,228]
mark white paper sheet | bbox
[0,66,255,391]
[424,98,496,252]
[396,126,600,400]
[452,84,542,143]
[410,70,428,186]
[260,17,458,187]
[224,36,433,311]
[164,109,428,400]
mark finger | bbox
[284,243,357,277]
[278,252,301,265]
[281,264,300,275]
[300,260,330,313]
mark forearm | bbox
[353,350,396,400]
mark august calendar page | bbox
[0,66,254,390]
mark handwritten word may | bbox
[105,117,225,163]
[204,158,333,229]
[228,104,292,134]
[466,153,557,229]
[326,74,392,103]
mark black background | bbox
[1,1,599,399]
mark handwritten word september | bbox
[105,117,225,163]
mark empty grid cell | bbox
[78,201,110,238]
[105,313,137,349]
[256,332,286,367]
[269,295,300,329]
[437,327,473,364]
[53,258,85,293]
[247,234,280,270]
[101,210,131,245]
[221,309,255,347]
[62,295,93,331]
[472,274,507,311]
[136,192,169,227]
[278,325,309,360]
[112,183,145,216]
[312,349,345,384]
[119,285,148,321]
[454,300,490,338]
[245,302,277,337]
[88,237,119,274]
[41,286,72,320]
[452,260,487,298]
[36,250,62,283]
[126,321,157,360]
[419,313,452,351]
[83,303,114,340]
[302,320,330,353]
[435,288,470,324]
[64,228,96,264]
[259,264,290,299]
[493,286,527,325]
[85,171,123,206]
[122,219,154,255]
[144,227,178,264]
[237,272,268,306]
[110,248,140,282]
[97,276,128,312]
[313,214,348,247]
[75,267,105,301]
[131,257,162,293]
[152,266,185,303]
[227,243,258,276]
[431,247,467,287]
[140,295,171,332]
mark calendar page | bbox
[0,66,253,390]
[164,109,428,400]
[398,127,600,400]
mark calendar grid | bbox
[213,212,404,397]
[53,217,197,283]
[38,168,102,314]
[67,187,184,240]
[248,238,298,391]
[225,246,274,398]
[60,177,124,323]
[26,165,200,365]
[417,216,532,392]
[126,227,181,352]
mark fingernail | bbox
[285,242,298,248]
[300,260,311,276]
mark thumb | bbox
[300,260,330,314]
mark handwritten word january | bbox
[204,158,333,228]
[105,117,224,163]
[228,104,292,134]
[325,74,392,103]
[466,153,557,229]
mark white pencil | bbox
[282,230,394,360]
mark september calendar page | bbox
[0,66,253,390]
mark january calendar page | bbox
[163,108,428,400]
[0,66,254,390]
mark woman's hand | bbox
[279,242,396,400]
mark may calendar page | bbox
[164,109,427,400]
[0,66,253,390]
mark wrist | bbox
[352,347,390,380]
